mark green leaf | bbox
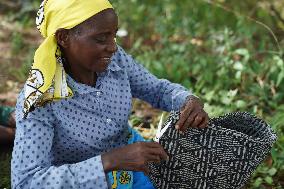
[276,71,284,87]
[235,100,246,109]
[253,177,263,187]
[271,148,278,164]
[204,91,215,102]
[234,48,250,62]
[267,168,277,176]
[233,61,244,71]
[274,55,284,67]
[264,176,273,185]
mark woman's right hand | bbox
[101,142,168,174]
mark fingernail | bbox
[175,125,179,130]
[179,131,184,134]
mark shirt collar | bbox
[66,57,122,95]
[108,56,122,72]
[66,74,99,95]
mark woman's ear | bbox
[55,29,69,48]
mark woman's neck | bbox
[62,57,97,86]
[70,70,98,86]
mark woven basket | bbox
[149,112,277,189]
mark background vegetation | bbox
[0,0,283,188]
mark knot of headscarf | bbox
[23,0,113,118]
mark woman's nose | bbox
[106,38,117,54]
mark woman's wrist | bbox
[101,152,116,173]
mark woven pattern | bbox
[149,112,277,189]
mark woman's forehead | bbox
[73,9,118,34]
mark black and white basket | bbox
[149,112,277,189]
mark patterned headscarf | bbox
[23,0,113,118]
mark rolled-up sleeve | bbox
[118,47,192,111]
[11,92,108,189]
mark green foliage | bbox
[0,152,12,189]
[9,47,34,81]
[12,0,41,27]
[269,106,284,170]
[112,0,284,187]
[112,0,283,115]
[11,31,24,54]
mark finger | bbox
[198,118,207,129]
[140,142,168,160]
[146,146,168,161]
[181,111,197,131]
[145,154,162,163]
[142,166,150,176]
[199,114,209,128]
[192,113,204,128]
[135,142,160,150]
[144,142,165,149]
[176,106,194,130]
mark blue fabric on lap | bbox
[130,129,155,189]
[107,128,155,189]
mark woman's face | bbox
[57,9,118,74]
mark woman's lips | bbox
[102,57,111,61]
[100,57,111,63]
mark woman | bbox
[12,0,209,188]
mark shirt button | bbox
[96,91,101,96]
[106,118,112,123]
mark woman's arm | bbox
[0,125,15,143]
[11,92,108,189]
[115,46,208,130]
[116,46,191,112]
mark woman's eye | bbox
[94,35,107,43]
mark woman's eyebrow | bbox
[90,29,118,36]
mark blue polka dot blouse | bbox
[11,46,192,188]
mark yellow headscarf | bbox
[23,0,113,118]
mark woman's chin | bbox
[94,65,109,73]
[90,62,110,73]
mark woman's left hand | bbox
[175,95,209,132]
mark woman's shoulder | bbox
[15,87,55,122]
